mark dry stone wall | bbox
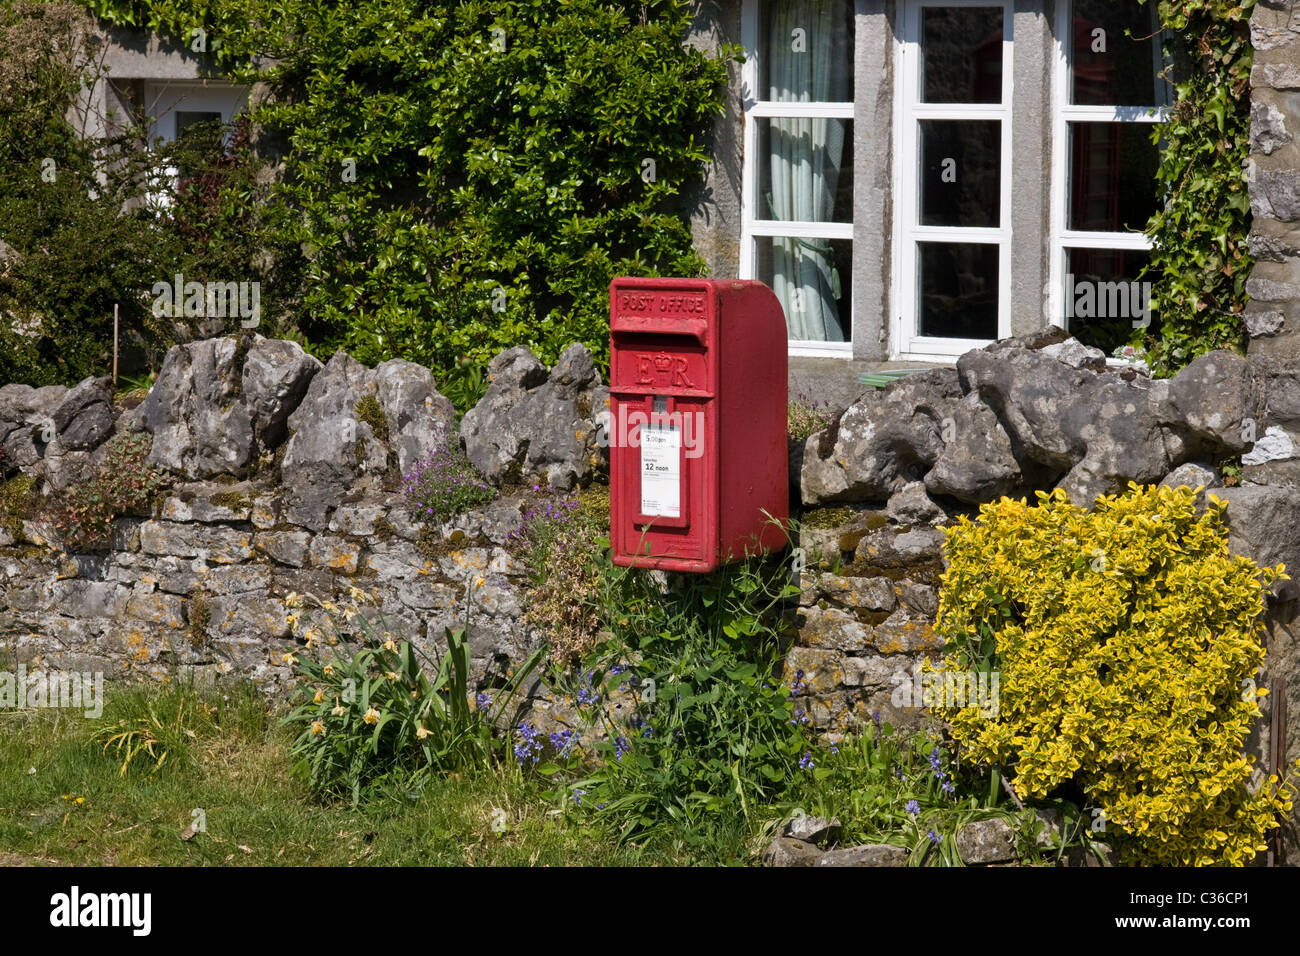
[3,331,1300,817]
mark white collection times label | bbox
[640,425,681,518]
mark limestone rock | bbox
[460,344,606,491]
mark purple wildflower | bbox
[513,722,542,766]
[905,800,920,816]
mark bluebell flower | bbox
[476,692,492,711]
[799,751,815,771]
[928,829,940,845]
[905,800,920,816]
[549,728,577,757]
[610,664,628,675]
[614,736,629,761]
[573,789,586,805]
[513,722,542,765]
[871,710,882,728]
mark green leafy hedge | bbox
[82,0,734,379]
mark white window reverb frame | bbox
[1047,1,1171,336]
[892,0,1015,362]
[738,2,854,357]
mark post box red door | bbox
[608,277,789,572]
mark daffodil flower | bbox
[313,688,325,704]
[363,706,380,724]
[311,720,325,735]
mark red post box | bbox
[608,277,789,572]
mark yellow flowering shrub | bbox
[934,483,1296,866]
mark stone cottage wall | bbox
[1246,0,1300,356]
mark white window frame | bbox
[1047,0,1171,341]
[892,0,1015,362]
[739,1,855,357]
[141,80,249,209]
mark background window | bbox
[741,0,855,348]
[1052,0,1170,356]
[896,2,1012,353]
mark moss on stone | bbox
[801,506,854,530]
[0,474,38,538]
[188,593,211,649]
[210,491,252,511]
[355,394,389,445]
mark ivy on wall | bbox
[1139,0,1256,377]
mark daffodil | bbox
[280,651,298,665]
[285,591,303,608]
[363,706,380,724]
[386,671,399,681]
[323,663,334,676]
[416,724,430,739]
[311,720,325,735]
[331,700,345,717]
[382,636,398,652]
[313,688,325,704]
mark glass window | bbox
[1053,0,1169,353]
[743,0,855,345]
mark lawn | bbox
[0,680,750,866]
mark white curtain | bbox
[766,0,850,341]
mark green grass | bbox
[0,680,743,866]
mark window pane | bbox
[756,118,853,223]
[756,236,852,342]
[760,0,854,103]
[919,120,1001,228]
[1065,248,1155,355]
[1067,122,1159,232]
[918,241,998,339]
[1071,0,1164,107]
[176,110,223,139]
[921,7,1003,104]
